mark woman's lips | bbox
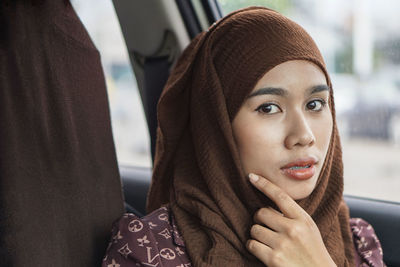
[280,157,318,180]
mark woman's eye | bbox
[306,99,326,111]
[256,103,281,114]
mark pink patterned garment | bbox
[102,206,191,267]
[350,218,386,267]
[102,206,385,267]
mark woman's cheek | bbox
[239,123,282,172]
[312,113,333,154]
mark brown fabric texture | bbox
[0,1,124,266]
[147,6,354,267]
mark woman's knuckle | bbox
[276,191,287,201]
[287,225,301,239]
[269,251,284,266]
[246,239,256,251]
[260,207,269,215]
[254,208,266,221]
[276,238,288,250]
[258,178,268,188]
[250,225,259,237]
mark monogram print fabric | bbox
[102,206,191,267]
[102,207,385,267]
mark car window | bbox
[218,0,400,202]
[71,0,152,167]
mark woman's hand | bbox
[246,173,336,267]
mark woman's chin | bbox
[286,184,316,200]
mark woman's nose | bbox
[284,114,316,149]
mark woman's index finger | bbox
[248,173,304,218]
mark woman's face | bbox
[232,60,333,200]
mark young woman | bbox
[102,7,384,267]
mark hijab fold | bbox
[147,7,355,266]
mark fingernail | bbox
[248,173,259,182]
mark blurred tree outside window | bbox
[219,0,400,202]
[71,0,152,168]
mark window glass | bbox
[71,0,152,167]
[219,0,400,202]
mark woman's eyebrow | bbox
[307,84,330,95]
[247,84,330,99]
[247,87,287,98]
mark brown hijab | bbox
[147,7,354,267]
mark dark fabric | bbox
[143,56,171,161]
[0,1,124,266]
[147,7,355,267]
[103,207,385,267]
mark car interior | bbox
[1,0,399,266]
[113,1,400,266]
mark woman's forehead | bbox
[251,60,328,92]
